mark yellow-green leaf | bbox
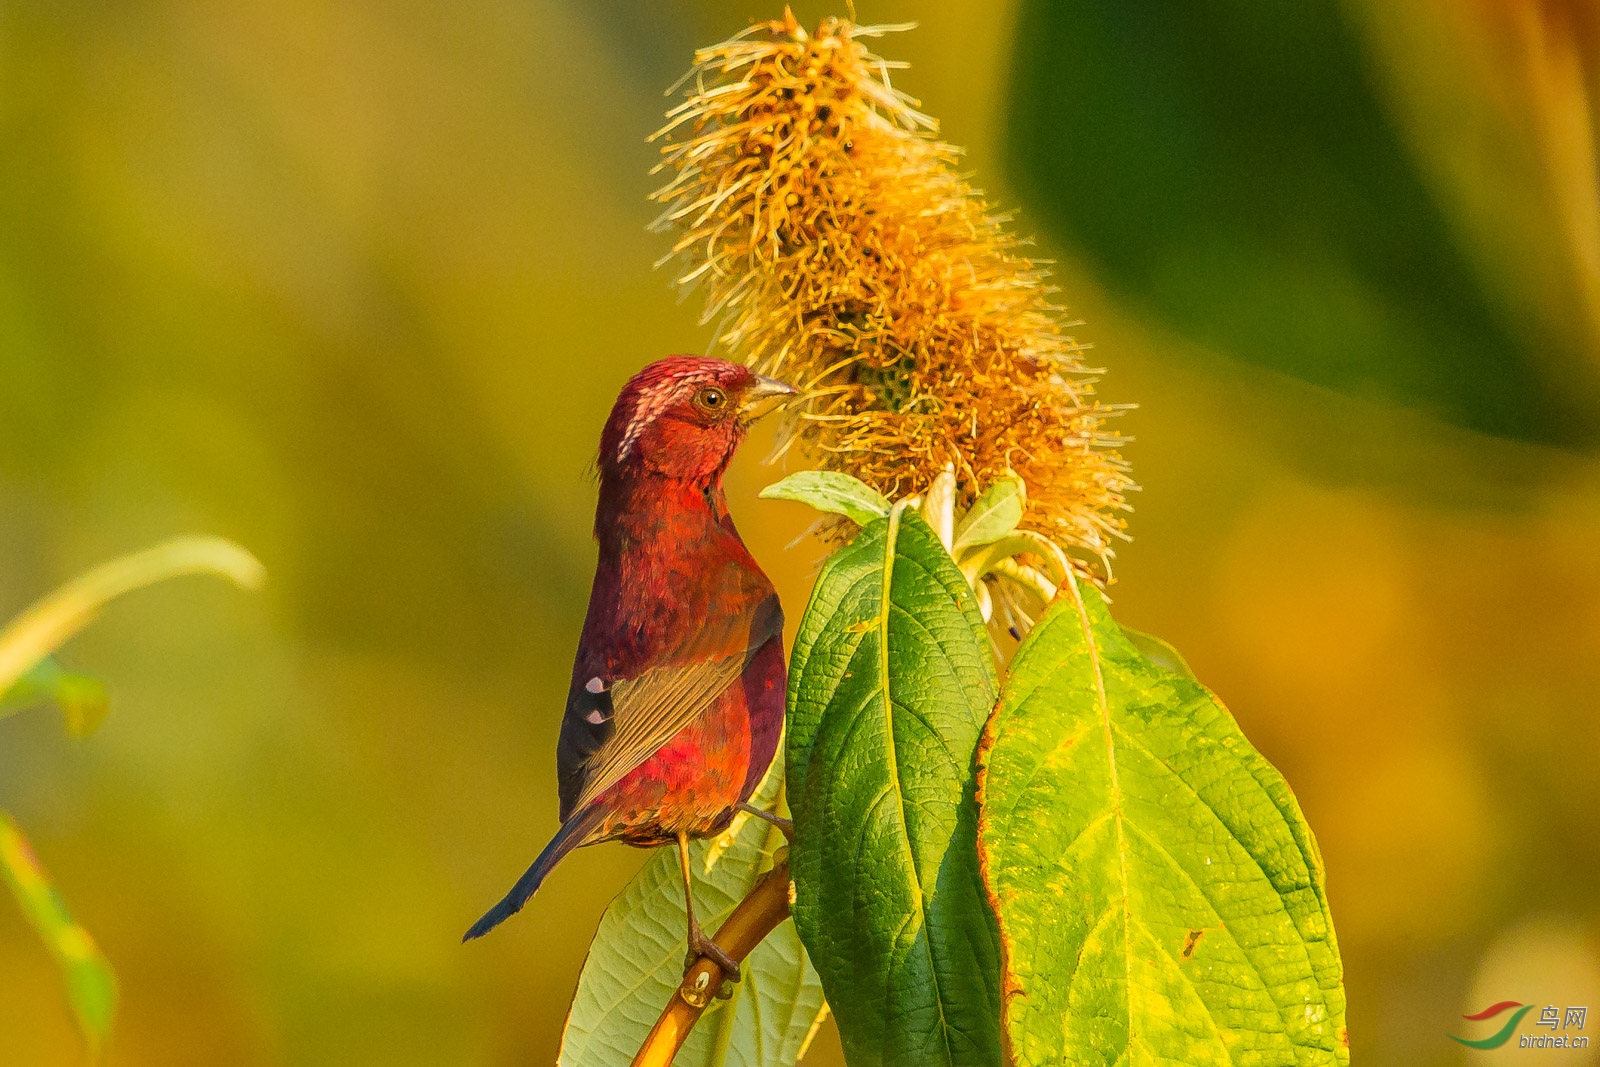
[978,575,1349,1065]
[557,765,825,1067]
[759,471,892,527]
[1121,626,1197,681]
[0,534,265,699]
[952,477,1025,554]
[0,656,110,736]
[0,811,118,1055]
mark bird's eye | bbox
[694,387,727,412]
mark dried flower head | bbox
[650,11,1132,581]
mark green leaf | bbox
[786,505,1002,1067]
[557,765,825,1067]
[1121,626,1197,681]
[952,477,1025,555]
[1007,0,1594,444]
[1,811,118,1055]
[0,655,110,736]
[759,471,892,527]
[977,575,1349,1066]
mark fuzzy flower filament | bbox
[652,12,1132,584]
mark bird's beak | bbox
[740,375,798,421]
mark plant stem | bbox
[0,536,264,701]
[629,858,794,1067]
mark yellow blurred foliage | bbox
[1468,917,1600,1065]
[1,2,1596,1065]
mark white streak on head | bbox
[615,376,703,463]
[585,676,606,694]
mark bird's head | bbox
[597,355,796,486]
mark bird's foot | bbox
[736,801,794,843]
[685,919,741,983]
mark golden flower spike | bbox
[651,9,1133,585]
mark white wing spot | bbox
[586,676,606,694]
[585,708,608,725]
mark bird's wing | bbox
[568,653,748,814]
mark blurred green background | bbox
[2,1,1598,1064]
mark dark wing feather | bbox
[567,654,748,814]
[557,592,784,820]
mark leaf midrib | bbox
[876,504,956,1067]
[1064,570,1137,1060]
[1064,588,1317,1062]
[1064,585,1251,1066]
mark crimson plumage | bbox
[465,356,794,976]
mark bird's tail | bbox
[462,807,605,942]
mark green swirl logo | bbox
[1450,1001,1534,1049]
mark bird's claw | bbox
[685,921,741,983]
[736,802,794,843]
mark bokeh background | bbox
[2,1,1598,1064]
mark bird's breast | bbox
[594,534,773,671]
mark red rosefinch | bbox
[464,356,795,979]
